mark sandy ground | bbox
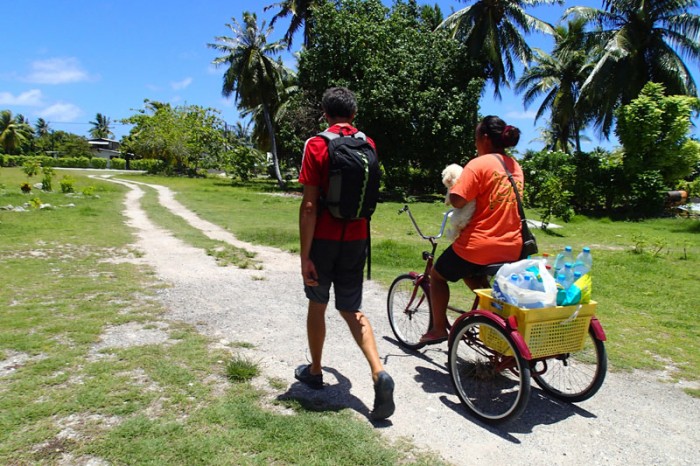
[99,175,699,465]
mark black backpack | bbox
[318,129,380,220]
[318,129,381,279]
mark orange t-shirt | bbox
[451,153,523,265]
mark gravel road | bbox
[101,175,699,465]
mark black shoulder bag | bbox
[492,154,538,260]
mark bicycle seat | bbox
[482,262,508,277]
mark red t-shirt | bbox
[451,153,523,264]
[298,124,376,241]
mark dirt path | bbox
[102,176,699,465]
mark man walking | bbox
[296,87,394,421]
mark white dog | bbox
[442,163,476,240]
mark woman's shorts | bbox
[434,245,489,283]
[304,239,367,311]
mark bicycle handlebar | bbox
[398,204,453,241]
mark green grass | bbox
[0,168,443,465]
[119,173,700,389]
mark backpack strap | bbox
[317,129,367,141]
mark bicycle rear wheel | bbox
[448,316,531,423]
[387,274,431,350]
[532,328,607,402]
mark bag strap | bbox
[366,219,372,281]
[491,154,527,222]
[317,130,367,141]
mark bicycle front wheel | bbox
[387,274,432,350]
[532,328,607,402]
[448,316,531,423]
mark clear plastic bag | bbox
[493,259,557,308]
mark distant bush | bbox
[110,158,126,169]
[90,158,108,169]
[131,158,165,174]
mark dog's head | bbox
[441,164,463,189]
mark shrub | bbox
[41,166,54,191]
[110,158,126,170]
[20,182,31,194]
[60,176,75,193]
[130,158,166,174]
[22,160,41,177]
[90,157,108,169]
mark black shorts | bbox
[304,239,367,311]
[434,245,489,283]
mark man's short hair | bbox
[322,87,357,119]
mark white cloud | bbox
[171,77,193,90]
[0,89,44,106]
[38,102,82,122]
[25,57,90,84]
[505,110,537,120]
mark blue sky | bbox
[1,0,697,154]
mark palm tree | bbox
[89,113,114,139]
[233,121,253,146]
[265,0,326,49]
[209,11,287,188]
[515,18,594,153]
[0,110,33,154]
[567,0,700,136]
[439,0,560,97]
[35,118,50,138]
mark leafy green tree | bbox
[221,145,267,181]
[520,149,575,227]
[265,0,327,49]
[615,82,700,186]
[567,0,700,136]
[298,0,482,193]
[0,110,33,154]
[209,12,288,188]
[121,102,228,175]
[516,18,594,153]
[89,113,114,139]
[51,131,93,158]
[438,0,559,97]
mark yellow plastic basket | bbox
[475,289,597,359]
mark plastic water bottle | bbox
[502,274,521,305]
[561,263,575,289]
[555,273,568,306]
[522,274,535,290]
[541,252,552,271]
[553,246,574,275]
[573,247,593,276]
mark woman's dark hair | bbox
[478,115,521,149]
[322,87,358,119]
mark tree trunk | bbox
[262,103,285,189]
